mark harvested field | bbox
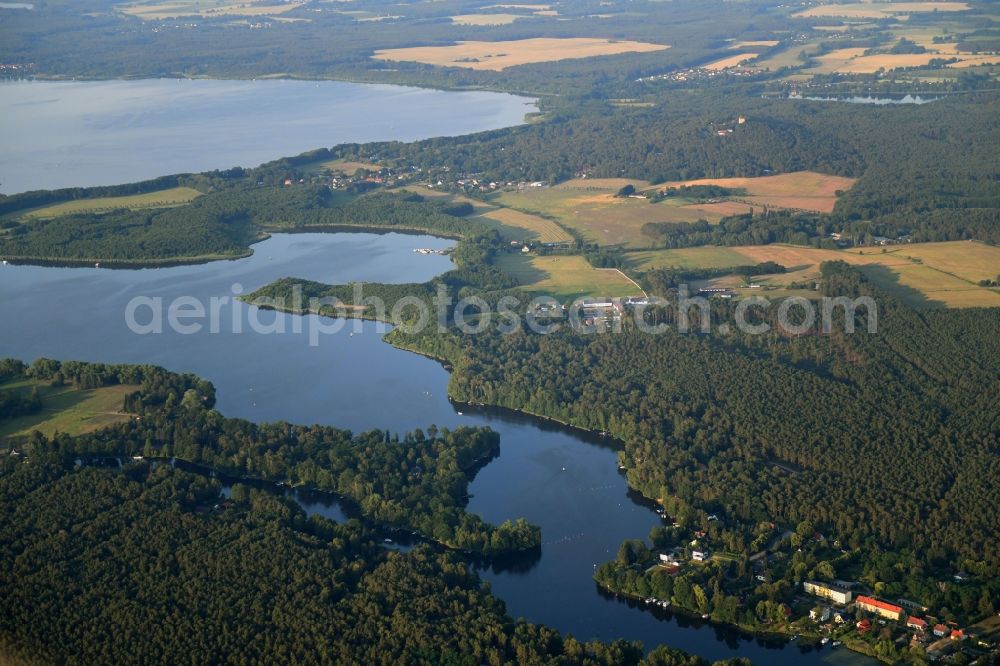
[451,13,526,25]
[372,38,669,71]
[628,241,1000,308]
[702,53,758,70]
[793,2,970,19]
[654,171,857,213]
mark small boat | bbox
[821,637,829,645]
[456,411,463,415]
[383,538,393,544]
[701,614,709,620]
[789,635,799,642]
[661,601,670,608]
[831,641,841,648]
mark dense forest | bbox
[0,460,742,666]
[2,359,539,555]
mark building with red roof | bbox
[906,616,928,631]
[856,595,903,621]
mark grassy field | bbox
[0,380,138,441]
[497,254,642,301]
[493,179,735,248]
[306,158,383,175]
[119,0,304,20]
[372,38,669,71]
[20,187,202,219]
[792,2,970,19]
[754,43,818,71]
[654,171,857,213]
[473,207,573,244]
[627,241,1000,308]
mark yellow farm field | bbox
[655,171,857,213]
[808,48,1000,74]
[451,13,527,26]
[372,38,669,71]
[793,2,970,19]
[120,0,304,19]
[702,53,758,70]
[629,241,1000,308]
[474,207,572,244]
[494,183,727,249]
[22,187,202,219]
[497,254,641,301]
[729,40,780,49]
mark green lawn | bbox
[0,379,138,441]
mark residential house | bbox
[810,607,831,622]
[933,624,949,638]
[906,617,928,632]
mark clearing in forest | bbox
[0,380,138,440]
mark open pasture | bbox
[474,207,572,244]
[0,380,138,441]
[20,187,202,219]
[497,254,641,301]
[372,38,669,71]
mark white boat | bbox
[821,637,830,645]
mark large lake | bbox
[0,233,869,665]
[0,79,536,194]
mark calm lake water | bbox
[0,79,536,194]
[0,233,870,664]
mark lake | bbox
[0,79,536,194]
[0,232,870,665]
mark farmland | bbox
[497,254,641,301]
[19,187,202,219]
[806,48,1000,74]
[371,38,670,71]
[627,241,1000,308]
[492,178,737,248]
[0,379,137,441]
[450,14,527,26]
[473,207,572,244]
[654,171,857,214]
[119,0,304,20]
[702,53,758,71]
[792,2,970,19]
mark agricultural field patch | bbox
[496,254,641,301]
[19,187,202,219]
[792,2,970,20]
[119,0,304,20]
[628,241,1000,308]
[474,207,572,244]
[653,171,857,213]
[450,13,527,26]
[371,38,669,71]
[494,180,726,248]
[702,53,759,70]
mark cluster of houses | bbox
[803,579,977,650]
